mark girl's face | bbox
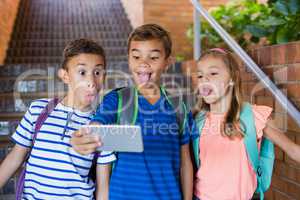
[196,56,232,105]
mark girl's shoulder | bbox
[250,104,273,138]
[250,104,273,122]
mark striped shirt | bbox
[12,98,116,200]
[92,90,195,200]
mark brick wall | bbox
[243,42,300,199]
[121,0,229,60]
[0,0,20,65]
[143,0,229,60]
[120,0,143,28]
[143,0,194,59]
[183,41,300,199]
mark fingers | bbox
[72,126,92,137]
[72,129,83,137]
[70,128,102,155]
[81,126,92,135]
[73,142,101,155]
[77,134,101,145]
[70,133,101,145]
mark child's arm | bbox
[264,119,300,164]
[95,164,112,200]
[0,144,28,188]
[180,143,193,200]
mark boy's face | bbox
[59,53,105,108]
[128,39,171,89]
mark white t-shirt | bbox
[12,98,116,200]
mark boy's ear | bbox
[164,56,175,72]
[57,68,70,84]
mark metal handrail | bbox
[193,8,201,60]
[190,0,300,127]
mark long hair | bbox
[194,49,244,138]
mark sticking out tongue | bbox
[137,73,151,84]
[85,94,96,103]
[200,87,212,97]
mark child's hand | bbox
[264,119,300,164]
[70,127,102,155]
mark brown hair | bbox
[127,24,172,58]
[195,49,244,138]
[61,38,106,70]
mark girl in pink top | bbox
[193,48,300,200]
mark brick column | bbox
[0,0,20,65]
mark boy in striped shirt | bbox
[71,24,195,200]
[0,39,116,199]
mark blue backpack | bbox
[192,103,275,200]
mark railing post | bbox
[193,6,201,60]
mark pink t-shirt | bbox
[194,105,272,200]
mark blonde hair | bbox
[194,49,244,138]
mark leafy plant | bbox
[266,0,300,44]
[175,54,185,62]
[187,0,300,50]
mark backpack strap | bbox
[116,86,187,131]
[34,98,60,136]
[193,111,207,169]
[25,98,60,160]
[242,102,275,200]
[16,98,59,200]
[241,103,264,199]
[160,86,187,134]
[88,151,99,184]
[241,103,259,172]
[116,87,138,125]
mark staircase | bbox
[0,0,132,119]
[0,0,132,197]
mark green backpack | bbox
[192,103,275,200]
[115,87,188,134]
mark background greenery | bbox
[186,0,300,50]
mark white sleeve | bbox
[11,99,48,148]
[97,151,116,164]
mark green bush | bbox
[187,0,300,50]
